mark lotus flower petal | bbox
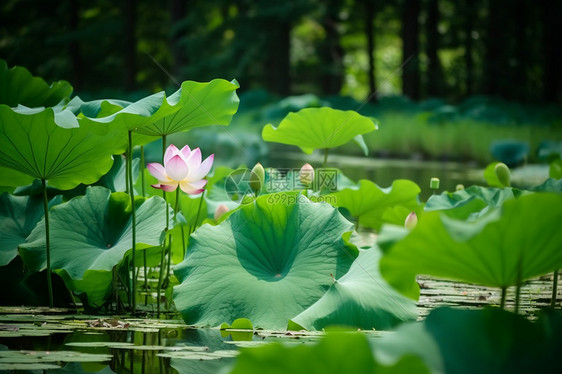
[166,155,189,181]
[189,154,214,181]
[164,144,180,164]
[147,163,169,182]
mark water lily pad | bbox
[0,193,61,266]
[424,185,525,220]
[173,192,357,329]
[134,79,240,136]
[0,105,124,190]
[289,247,417,331]
[19,186,168,307]
[262,107,378,154]
[328,179,421,230]
[0,59,73,107]
[380,193,562,299]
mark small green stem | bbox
[323,148,329,169]
[157,135,169,318]
[500,286,507,310]
[514,256,523,314]
[551,269,559,308]
[181,226,186,260]
[190,191,205,235]
[128,131,137,313]
[140,145,145,197]
[42,179,53,308]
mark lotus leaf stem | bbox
[323,148,329,169]
[552,269,559,308]
[128,130,137,313]
[500,286,507,310]
[190,191,205,235]
[41,178,53,308]
[157,135,169,317]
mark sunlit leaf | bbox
[262,107,378,154]
[134,79,240,136]
[289,247,417,331]
[380,193,562,299]
[328,179,421,230]
[19,187,168,307]
[0,105,123,190]
[173,192,357,329]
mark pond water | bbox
[269,152,549,201]
[1,273,555,373]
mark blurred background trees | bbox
[1,0,561,104]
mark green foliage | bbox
[229,330,430,374]
[0,105,123,190]
[134,79,240,136]
[173,192,357,329]
[380,193,562,299]
[19,187,168,308]
[424,185,525,220]
[0,59,72,107]
[289,247,417,331]
[262,107,378,154]
[0,193,61,266]
[375,307,562,374]
[328,179,421,230]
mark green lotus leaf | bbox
[0,105,124,190]
[529,177,562,192]
[0,166,35,189]
[229,330,430,374]
[375,307,562,374]
[0,193,61,266]
[424,185,526,220]
[173,192,358,329]
[328,179,421,230]
[262,107,378,154]
[19,186,168,307]
[289,247,417,331]
[0,59,73,107]
[134,79,240,136]
[380,193,562,300]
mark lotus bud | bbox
[494,162,511,187]
[214,204,230,220]
[430,177,440,190]
[404,212,418,230]
[456,184,465,191]
[249,162,265,195]
[299,163,314,187]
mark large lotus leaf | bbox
[173,192,358,329]
[0,105,124,190]
[19,186,168,307]
[328,179,421,230]
[424,185,526,220]
[529,178,562,192]
[380,193,562,299]
[374,307,562,374]
[134,79,240,136]
[0,193,61,266]
[262,107,378,154]
[0,59,73,107]
[229,331,430,374]
[289,247,417,331]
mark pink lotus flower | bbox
[147,144,214,194]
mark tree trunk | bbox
[123,0,137,91]
[464,2,474,96]
[170,0,187,81]
[265,20,291,96]
[364,0,377,101]
[69,0,83,91]
[401,0,420,100]
[319,0,344,95]
[425,0,442,97]
[542,1,562,103]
